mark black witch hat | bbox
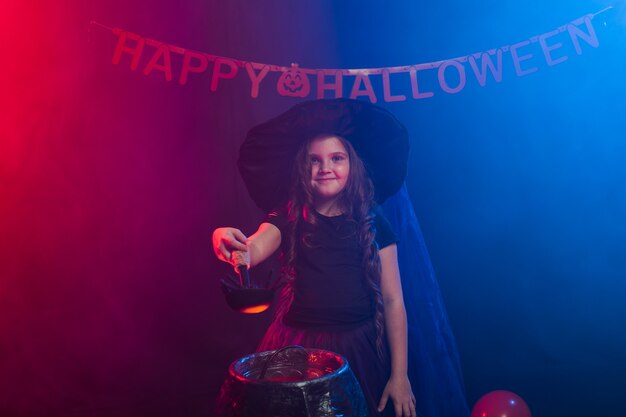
[238,98,409,212]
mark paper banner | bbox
[95,6,612,103]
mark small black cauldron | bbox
[215,346,367,417]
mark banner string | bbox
[90,6,613,76]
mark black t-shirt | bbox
[263,206,398,329]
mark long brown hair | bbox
[276,134,386,358]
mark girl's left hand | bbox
[377,374,416,417]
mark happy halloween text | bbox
[109,14,600,103]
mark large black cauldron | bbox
[215,346,367,417]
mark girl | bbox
[213,99,416,417]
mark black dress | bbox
[257,207,397,417]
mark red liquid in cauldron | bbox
[265,375,306,382]
[264,369,326,382]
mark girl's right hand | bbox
[212,227,249,266]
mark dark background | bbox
[2,0,625,416]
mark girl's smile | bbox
[308,136,350,210]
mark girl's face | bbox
[308,136,350,206]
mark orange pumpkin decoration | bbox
[277,64,311,97]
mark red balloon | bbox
[471,390,531,417]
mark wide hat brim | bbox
[238,98,409,212]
